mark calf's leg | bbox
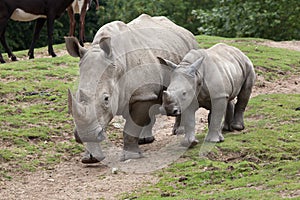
[231,77,254,131]
[223,101,234,131]
[180,110,199,147]
[205,97,227,142]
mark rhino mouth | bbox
[160,105,181,116]
[75,125,106,143]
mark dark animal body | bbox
[67,0,99,46]
[0,0,75,63]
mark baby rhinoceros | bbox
[158,43,256,143]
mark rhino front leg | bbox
[138,116,155,145]
[121,101,155,161]
[205,98,227,142]
[172,115,185,135]
[180,109,199,147]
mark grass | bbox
[1,35,300,199]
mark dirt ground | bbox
[0,41,299,200]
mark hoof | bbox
[120,150,144,161]
[231,123,244,131]
[172,126,184,135]
[11,56,18,61]
[138,136,155,145]
[51,53,57,57]
[81,153,104,164]
[181,138,199,148]
[0,59,5,64]
[205,134,224,143]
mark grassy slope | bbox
[0,36,300,199]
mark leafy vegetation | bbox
[1,0,299,53]
[0,35,300,199]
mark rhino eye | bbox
[103,94,110,105]
[182,91,187,96]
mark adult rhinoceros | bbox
[65,14,199,163]
[158,43,255,143]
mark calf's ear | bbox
[157,57,178,70]
[189,56,204,76]
[65,37,88,58]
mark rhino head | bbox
[65,36,122,162]
[158,56,204,115]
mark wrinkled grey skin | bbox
[65,14,199,162]
[159,43,256,143]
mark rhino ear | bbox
[99,37,112,57]
[189,56,205,76]
[157,57,178,70]
[65,37,87,58]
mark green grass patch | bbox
[124,94,300,199]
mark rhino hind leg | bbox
[223,101,235,131]
[231,76,254,131]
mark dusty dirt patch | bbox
[1,41,299,200]
[259,40,300,52]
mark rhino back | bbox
[201,43,254,100]
[91,14,199,104]
[92,14,198,68]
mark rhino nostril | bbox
[173,108,178,115]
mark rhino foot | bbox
[205,133,224,143]
[172,126,185,135]
[231,123,244,131]
[81,151,105,164]
[120,150,144,161]
[181,138,199,148]
[138,136,155,145]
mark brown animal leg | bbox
[0,26,17,62]
[46,17,57,57]
[28,18,46,59]
[67,7,75,37]
[79,1,88,46]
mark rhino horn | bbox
[70,91,86,120]
[163,91,171,101]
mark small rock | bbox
[111,167,118,174]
